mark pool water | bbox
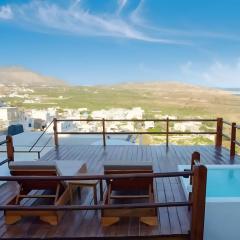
[178,165,240,240]
[207,168,240,197]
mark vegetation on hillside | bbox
[3,82,240,122]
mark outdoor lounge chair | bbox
[101,159,158,226]
[5,160,86,225]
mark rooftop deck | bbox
[0,144,240,239]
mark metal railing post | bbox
[102,118,106,147]
[230,122,236,157]
[215,118,223,147]
[53,118,58,147]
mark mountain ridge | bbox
[0,66,66,86]
[0,66,234,96]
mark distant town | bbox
[0,104,215,146]
[0,82,223,145]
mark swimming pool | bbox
[179,165,240,240]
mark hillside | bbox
[2,79,240,121]
[0,66,66,86]
[106,82,240,121]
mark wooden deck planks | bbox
[0,144,239,239]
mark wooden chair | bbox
[5,160,86,225]
[101,160,158,226]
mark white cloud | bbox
[202,60,240,86]
[129,0,240,42]
[117,0,128,15]
[0,0,238,45]
[0,0,186,45]
[180,59,240,87]
[130,0,145,25]
[0,5,13,20]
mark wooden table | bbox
[68,178,100,204]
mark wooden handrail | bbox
[52,117,220,148]
[0,170,193,181]
[234,139,240,146]
[0,201,191,211]
[0,136,53,160]
[57,119,165,122]
[168,119,217,122]
[56,131,217,135]
[223,120,232,126]
[0,150,40,153]
[222,133,231,140]
[6,117,238,159]
[56,118,217,122]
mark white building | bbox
[144,121,155,129]
[23,108,57,131]
[126,107,144,119]
[0,107,21,122]
[57,121,76,132]
[26,108,57,122]
[0,107,24,129]
[91,107,144,120]
[174,122,202,132]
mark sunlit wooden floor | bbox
[0,145,239,239]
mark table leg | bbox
[77,186,81,200]
[100,180,103,201]
[93,185,97,205]
[69,184,73,203]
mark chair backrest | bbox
[104,159,153,190]
[9,161,58,191]
[9,160,87,191]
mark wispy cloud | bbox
[116,0,128,15]
[3,0,235,45]
[0,5,13,20]
[130,0,240,42]
[0,0,187,45]
[180,59,240,87]
[130,0,145,26]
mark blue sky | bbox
[1,0,240,87]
